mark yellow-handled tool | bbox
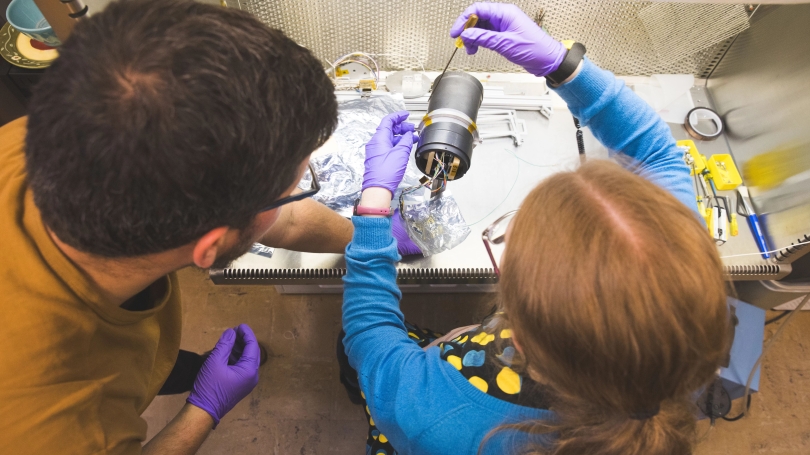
[454,14,479,49]
[438,14,479,82]
[679,140,741,244]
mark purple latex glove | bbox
[187,324,260,427]
[392,210,422,256]
[362,111,419,196]
[450,3,567,77]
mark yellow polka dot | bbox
[408,331,419,339]
[365,405,370,415]
[469,376,489,393]
[360,390,365,399]
[379,434,388,443]
[459,335,468,343]
[496,367,521,394]
[500,329,512,339]
[369,416,375,426]
[471,332,495,345]
[446,355,462,370]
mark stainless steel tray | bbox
[212,88,788,286]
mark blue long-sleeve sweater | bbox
[342,58,697,455]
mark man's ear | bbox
[192,227,230,269]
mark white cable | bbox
[323,58,337,81]
[464,148,521,227]
[720,240,810,259]
[332,52,380,82]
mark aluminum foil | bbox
[400,189,471,257]
[249,243,274,259]
[300,95,409,216]
[301,93,469,256]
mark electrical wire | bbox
[765,311,790,325]
[573,117,585,164]
[463,147,576,227]
[723,293,810,421]
[337,59,377,80]
[721,395,750,422]
[398,156,448,214]
[333,52,380,75]
[465,149,521,227]
[326,52,381,84]
[720,240,810,259]
[323,58,338,80]
[502,147,574,168]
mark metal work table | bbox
[211,85,785,291]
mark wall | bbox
[707,4,810,263]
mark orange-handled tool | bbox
[454,14,479,48]
[437,14,479,82]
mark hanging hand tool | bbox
[679,140,741,245]
[437,14,478,85]
[736,186,770,259]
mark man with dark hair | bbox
[0,0,369,453]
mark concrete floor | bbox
[143,267,810,454]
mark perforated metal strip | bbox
[724,264,783,277]
[214,264,785,284]
[210,267,498,284]
[228,0,749,76]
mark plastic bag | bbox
[400,189,470,257]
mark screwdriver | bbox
[437,14,478,85]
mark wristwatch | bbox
[353,198,393,217]
[545,41,586,87]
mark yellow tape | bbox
[448,156,460,180]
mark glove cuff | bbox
[187,396,221,428]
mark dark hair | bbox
[25,0,337,257]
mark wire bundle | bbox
[324,52,380,89]
[398,157,448,215]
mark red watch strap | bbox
[353,199,393,216]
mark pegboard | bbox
[227,0,749,76]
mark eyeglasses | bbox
[259,163,321,212]
[482,210,518,277]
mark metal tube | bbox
[415,71,483,180]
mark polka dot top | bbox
[438,318,550,409]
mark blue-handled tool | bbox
[737,186,770,259]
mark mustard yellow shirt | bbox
[0,117,183,455]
